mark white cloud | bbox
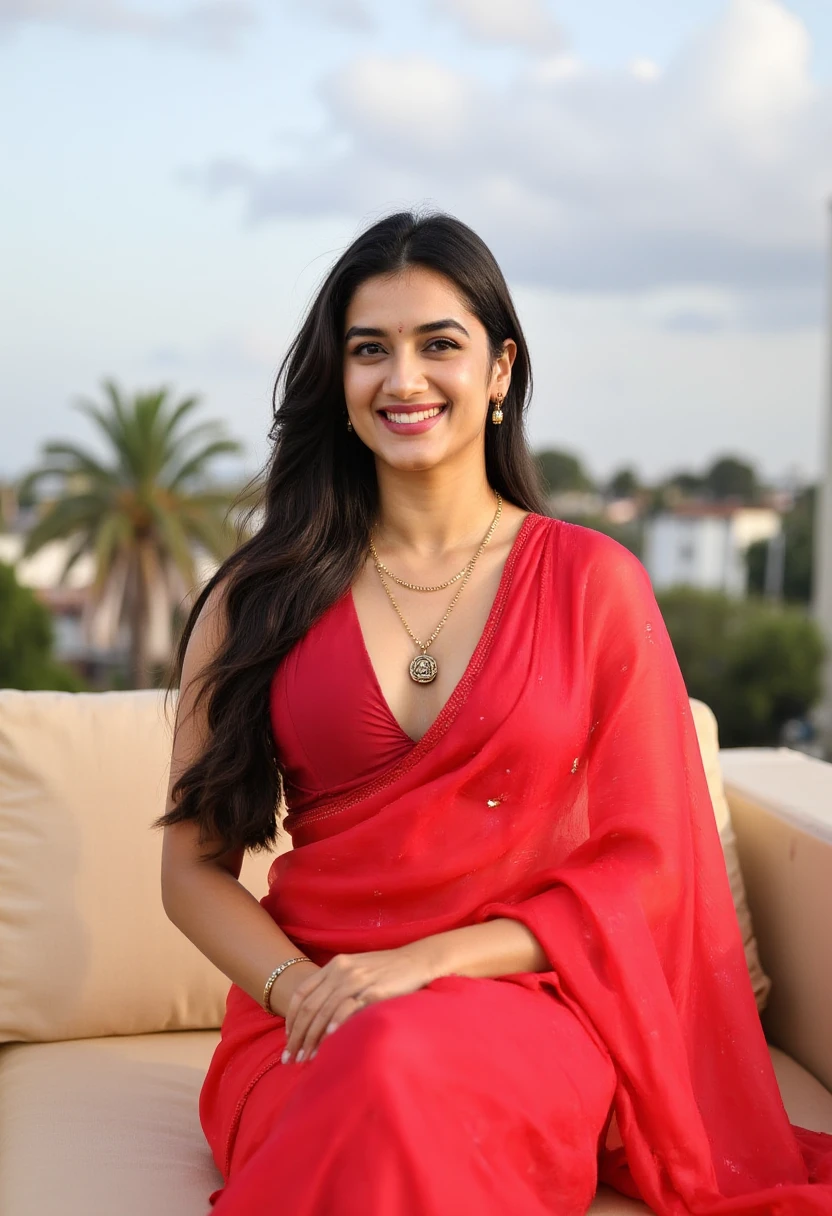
[324,56,473,157]
[428,0,562,50]
[629,57,660,81]
[189,0,832,325]
[532,53,583,83]
[0,0,256,48]
[686,0,813,127]
[304,0,374,28]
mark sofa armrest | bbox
[719,747,832,1093]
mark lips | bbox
[377,403,448,436]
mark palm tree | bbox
[18,379,246,688]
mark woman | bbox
[156,210,832,1215]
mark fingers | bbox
[283,990,339,1063]
[281,955,376,1063]
[282,993,368,1064]
[283,969,326,1040]
[304,993,370,1060]
[316,996,369,1050]
[295,998,349,1062]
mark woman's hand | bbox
[281,943,438,1065]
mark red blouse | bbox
[269,589,414,801]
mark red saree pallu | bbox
[199,512,832,1215]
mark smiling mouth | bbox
[378,404,448,424]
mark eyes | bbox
[349,337,461,357]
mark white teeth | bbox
[385,406,442,424]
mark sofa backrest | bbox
[0,688,767,1043]
[0,689,285,1043]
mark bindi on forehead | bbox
[397,323,403,333]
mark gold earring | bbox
[491,392,504,425]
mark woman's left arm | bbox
[403,916,550,981]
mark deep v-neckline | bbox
[347,512,537,747]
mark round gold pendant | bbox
[409,653,438,684]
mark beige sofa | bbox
[0,688,831,1216]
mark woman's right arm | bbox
[159,581,319,1017]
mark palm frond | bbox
[150,505,197,590]
[17,466,73,499]
[22,493,115,556]
[37,442,118,483]
[92,512,133,592]
[158,419,232,477]
[134,390,171,477]
[58,529,97,582]
[179,489,244,509]
[161,393,202,441]
[167,439,244,490]
[178,508,240,561]
[76,387,128,454]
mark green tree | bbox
[703,455,761,503]
[0,563,85,690]
[535,449,594,496]
[745,485,814,605]
[665,470,705,498]
[657,586,825,747]
[606,467,640,498]
[18,380,244,689]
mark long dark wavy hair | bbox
[153,208,548,860]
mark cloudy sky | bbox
[2,0,832,487]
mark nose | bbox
[383,346,429,399]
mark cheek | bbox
[451,352,486,388]
[343,362,374,405]
[444,363,483,407]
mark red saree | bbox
[200,512,832,1214]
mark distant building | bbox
[604,497,640,525]
[643,502,782,596]
[547,490,606,517]
[0,529,215,681]
[0,531,128,678]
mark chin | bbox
[372,438,450,474]
[384,453,444,474]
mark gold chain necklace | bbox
[369,543,470,593]
[370,493,503,684]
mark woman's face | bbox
[342,265,515,473]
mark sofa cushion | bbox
[690,698,771,1011]
[0,689,283,1043]
[0,1031,222,1216]
[0,1034,828,1216]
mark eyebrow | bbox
[344,318,471,343]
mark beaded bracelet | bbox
[262,956,311,1014]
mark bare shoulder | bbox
[178,576,233,696]
[171,575,235,760]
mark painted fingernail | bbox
[296,1048,305,1062]
[310,1048,318,1059]
[281,1049,291,1064]
[326,1022,338,1035]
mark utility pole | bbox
[812,198,832,761]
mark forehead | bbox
[344,266,473,326]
